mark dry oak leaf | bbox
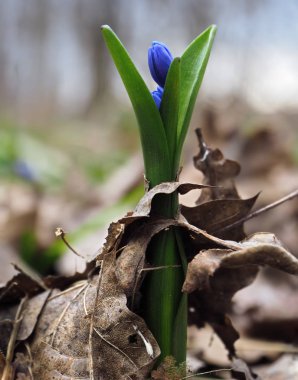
[23,250,160,380]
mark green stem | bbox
[143,192,187,365]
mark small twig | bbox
[2,295,28,380]
[24,343,34,380]
[94,327,138,368]
[48,281,86,301]
[179,367,232,379]
[88,258,104,380]
[55,227,85,258]
[5,296,27,363]
[131,265,182,310]
[216,189,298,233]
[141,264,181,272]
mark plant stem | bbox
[143,192,187,364]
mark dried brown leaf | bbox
[184,232,298,357]
[193,128,241,202]
[17,290,51,341]
[0,260,98,362]
[0,281,50,363]
[0,266,45,305]
[0,290,51,363]
[19,250,160,379]
[1,219,158,379]
[181,194,259,241]
[116,217,240,300]
[99,221,124,254]
[183,232,298,293]
[120,182,210,223]
[116,219,177,296]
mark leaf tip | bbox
[208,24,218,37]
[101,24,112,36]
[101,24,110,30]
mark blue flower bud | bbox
[151,86,164,109]
[148,41,173,88]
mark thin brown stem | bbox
[179,367,232,379]
[217,189,298,233]
[141,264,181,272]
[2,295,28,380]
[55,227,84,258]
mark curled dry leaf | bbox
[120,181,211,223]
[193,128,241,202]
[183,232,298,357]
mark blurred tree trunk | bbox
[75,0,120,115]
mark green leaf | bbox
[101,25,171,186]
[160,57,181,177]
[143,228,185,363]
[177,25,217,161]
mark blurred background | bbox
[0,0,297,279]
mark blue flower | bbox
[148,41,173,88]
[151,87,164,109]
[13,159,36,181]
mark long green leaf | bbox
[143,228,184,363]
[177,25,217,162]
[160,57,180,177]
[101,25,171,186]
